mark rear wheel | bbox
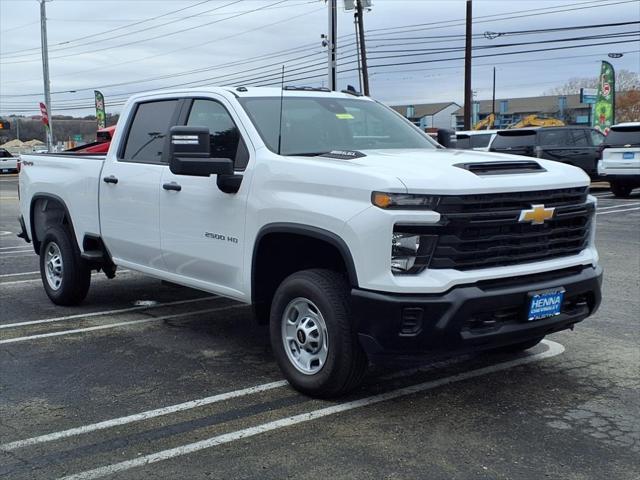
[269,269,368,398]
[39,225,91,305]
[610,181,633,198]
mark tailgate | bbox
[601,147,640,169]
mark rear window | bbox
[605,126,640,147]
[491,131,536,149]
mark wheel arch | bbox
[251,223,359,324]
[29,193,79,254]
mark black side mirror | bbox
[437,129,457,149]
[169,126,233,177]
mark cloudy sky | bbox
[0,0,638,116]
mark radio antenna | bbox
[277,65,285,155]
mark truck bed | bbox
[19,153,106,250]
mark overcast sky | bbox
[0,0,638,116]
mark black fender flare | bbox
[251,222,359,303]
[29,193,79,254]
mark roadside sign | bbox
[580,88,597,105]
[73,134,83,141]
[344,0,372,10]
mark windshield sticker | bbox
[335,113,354,120]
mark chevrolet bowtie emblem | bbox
[519,204,555,225]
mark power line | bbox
[0,0,287,64]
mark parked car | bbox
[597,122,640,197]
[489,127,605,179]
[455,129,499,151]
[17,86,602,397]
[0,148,18,173]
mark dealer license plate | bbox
[527,288,565,321]
[623,152,634,159]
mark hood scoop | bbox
[454,160,546,176]
[319,150,366,160]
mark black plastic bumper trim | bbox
[351,265,602,357]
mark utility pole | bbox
[463,0,472,130]
[327,0,337,91]
[40,0,53,151]
[355,0,370,95]
[492,67,496,116]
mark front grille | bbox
[401,187,593,271]
[435,186,588,214]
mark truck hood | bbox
[347,148,590,194]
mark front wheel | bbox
[269,269,368,398]
[39,225,91,305]
[610,182,633,198]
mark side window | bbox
[122,100,179,163]
[539,130,568,147]
[187,99,249,170]
[570,130,589,146]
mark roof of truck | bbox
[127,86,370,101]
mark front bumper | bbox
[352,265,602,356]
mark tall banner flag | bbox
[39,102,49,129]
[593,61,615,133]
[95,90,106,129]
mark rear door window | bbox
[121,100,179,163]
[569,130,589,146]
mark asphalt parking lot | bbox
[1,173,639,480]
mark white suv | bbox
[598,122,640,197]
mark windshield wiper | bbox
[285,152,331,157]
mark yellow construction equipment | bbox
[473,113,495,130]
[508,115,565,129]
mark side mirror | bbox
[437,129,457,149]
[169,126,233,176]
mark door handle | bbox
[162,182,182,192]
[103,175,118,184]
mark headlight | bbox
[392,230,438,274]
[372,192,440,210]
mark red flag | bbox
[39,102,49,127]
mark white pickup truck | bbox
[18,86,602,397]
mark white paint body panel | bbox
[19,87,599,304]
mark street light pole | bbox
[463,0,473,130]
[327,0,337,91]
[39,0,53,151]
[355,0,370,96]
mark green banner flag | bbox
[593,61,615,133]
[94,90,106,130]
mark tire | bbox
[492,336,544,354]
[39,225,91,306]
[610,182,633,198]
[269,269,368,398]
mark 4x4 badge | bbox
[519,204,555,225]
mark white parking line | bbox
[596,207,640,215]
[0,270,38,277]
[597,202,640,210]
[0,304,245,345]
[57,340,564,480]
[1,380,288,452]
[0,296,216,329]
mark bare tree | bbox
[544,69,639,95]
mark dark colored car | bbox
[489,127,605,179]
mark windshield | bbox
[238,96,437,156]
